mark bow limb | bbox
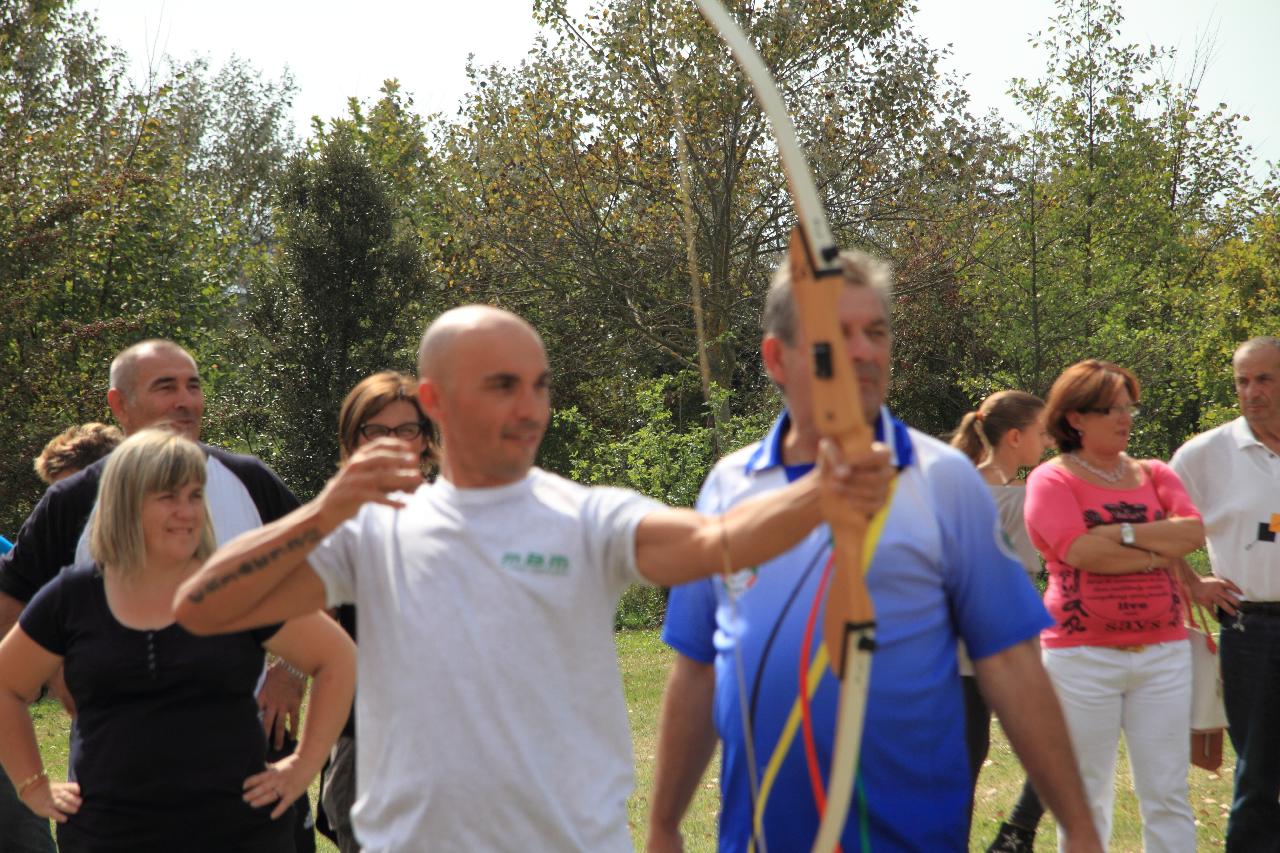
[688,0,839,276]
[689,2,875,851]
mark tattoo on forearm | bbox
[186,528,321,604]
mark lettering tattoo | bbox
[186,528,322,604]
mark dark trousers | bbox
[320,735,360,853]
[0,775,56,853]
[964,675,1044,833]
[963,674,990,814]
[1006,780,1045,831]
[267,737,315,853]
[1220,608,1280,853]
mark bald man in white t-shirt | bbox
[175,305,895,852]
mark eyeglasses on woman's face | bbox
[358,421,430,441]
[1081,404,1140,418]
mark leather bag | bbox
[1187,602,1226,771]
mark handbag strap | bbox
[1139,461,1215,647]
[1186,597,1219,654]
[1138,460,1171,515]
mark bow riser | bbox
[786,232,876,673]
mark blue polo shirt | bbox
[0,535,11,556]
[663,408,1051,851]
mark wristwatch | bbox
[1120,522,1136,546]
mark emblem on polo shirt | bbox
[722,566,759,598]
[1258,513,1280,543]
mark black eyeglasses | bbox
[1082,405,1140,418]
[359,422,430,440]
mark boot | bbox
[986,820,1036,853]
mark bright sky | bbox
[84,0,1277,179]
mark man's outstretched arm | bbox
[974,639,1103,853]
[647,654,718,853]
[635,441,892,587]
[175,439,422,633]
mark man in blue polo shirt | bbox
[647,251,1101,852]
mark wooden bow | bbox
[689,2,876,850]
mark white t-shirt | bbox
[1171,416,1280,600]
[307,468,660,853]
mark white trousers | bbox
[1043,642,1195,853]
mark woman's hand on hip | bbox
[243,753,312,820]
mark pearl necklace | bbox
[1068,452,1127,483]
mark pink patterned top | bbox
[1025,459,1199,648]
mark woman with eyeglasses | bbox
[0,429,355,852]
[318,371,436,853]
[1025,360,1204,852]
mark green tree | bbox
[1185,191,1280,429]
[0,1,296,531]
[241,129,443,498]
[435,0,1000,482]
[960,0,1257,454]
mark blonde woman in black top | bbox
[0,430,355,853]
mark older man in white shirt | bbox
[1171,336,1280,853]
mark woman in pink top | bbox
[1027,360,1205,852]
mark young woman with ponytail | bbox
[949,391,1050,851]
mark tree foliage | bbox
[238,91,450,498]
[1,0,1273,545]
[434,0,1000,452]
[958,0,1259,454]
[0,1,295,532]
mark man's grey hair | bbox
[109,340,195,399]
[1235,336,1280,362]
[761,249,894,346]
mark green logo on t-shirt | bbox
[501,552,570,575]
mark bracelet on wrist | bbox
[276,658,307,682]
[14,770,46,798]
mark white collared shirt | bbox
[1171,416,1280,600]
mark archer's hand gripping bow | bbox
[690,2,878,851]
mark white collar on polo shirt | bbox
[1230,416,1270,451]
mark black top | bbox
[20,564,290,852]
[335,604,357,738]
[0,444,298,603]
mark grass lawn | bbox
[30,628,1233,851]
